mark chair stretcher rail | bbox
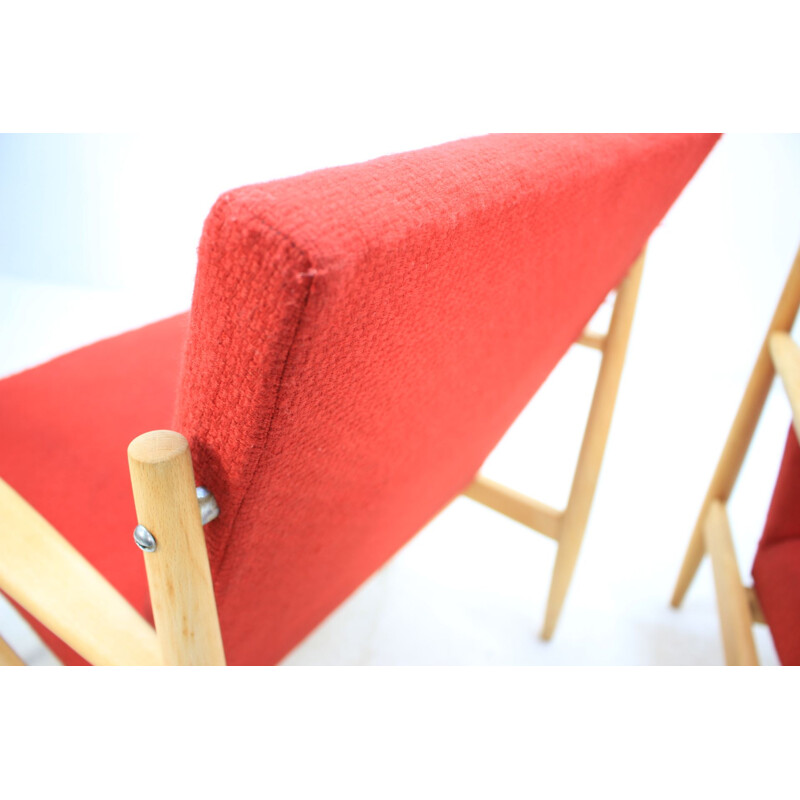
[463,474,562,541]
[576,330,606,351]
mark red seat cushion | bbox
[0,314,189,665]
[175,133,720,664]
[752,426,800,665]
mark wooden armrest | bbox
[0,478,162,666]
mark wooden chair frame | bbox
[671,244,800,665]
[0,248,646,665]
[464,248,646,640]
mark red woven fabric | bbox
[752,426,800,665]
[0,315,188,665]
[0,134,719,665]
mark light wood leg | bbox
[703,501,758,665]
[128,431,226,666]
[541,250,645,639]
[0,634,25,666]
[671,246,800,608]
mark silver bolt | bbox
[133,524,157,552]
[133,488,218,552]
[196,486,220,525]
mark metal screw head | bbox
[133,524,157,552]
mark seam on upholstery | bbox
[215,259,317,582]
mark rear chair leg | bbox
[541,251,645,640]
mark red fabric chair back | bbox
[174,134,719,664]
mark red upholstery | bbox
[752,426,800,665]
[0,134,719,665]
[0,315,188,665]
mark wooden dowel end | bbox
[128,430,226,666]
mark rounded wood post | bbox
[128,430,226,666]
[541,249,645,640]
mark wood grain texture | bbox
[128,430,226,666]
[542,249,645,640]
[703,501,759,665]
[672,245,800,608]
[0,478,161,666]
